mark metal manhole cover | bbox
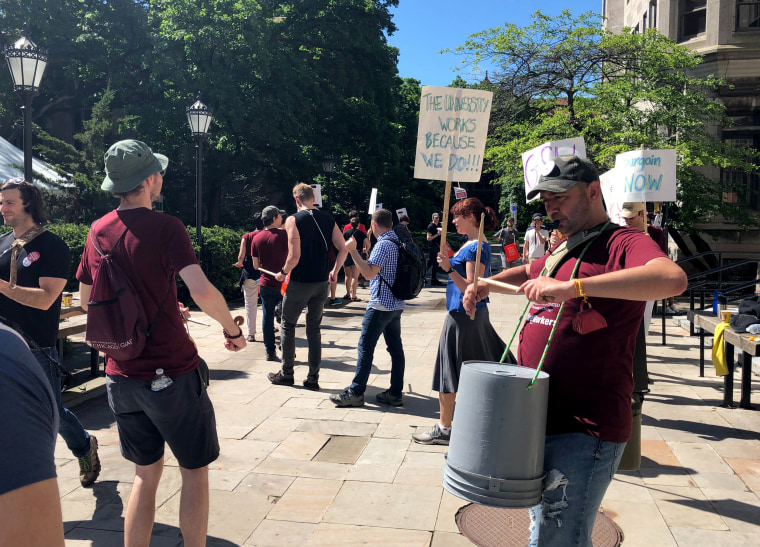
[457,504,622,547]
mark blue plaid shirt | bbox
[367,230,405,311]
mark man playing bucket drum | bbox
[464,155,687,546]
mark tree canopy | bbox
[0,0,445,228]
[451,10,759,231]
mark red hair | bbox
[450,198,498,231]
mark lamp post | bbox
[321,155,335,213]
[4,35,48,183]
[186,94,213,257]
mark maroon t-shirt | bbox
[518,226,666,443]
[647,225,667,254]
[250,228,288,289]
[242,230,259,257]
[76,208,199,379]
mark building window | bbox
[737,1,760,30]
[679,0,706,41]
[722,136,760,210]
[650,1,658,29]
[643,13,648,30]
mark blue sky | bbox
[387,1,602,87]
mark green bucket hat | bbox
[526,155,599,200]
[102,139,169,193]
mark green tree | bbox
[451,10,759,231]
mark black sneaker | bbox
[376,389,403,406]
[267,371,294,386]
[266,352,279,362]
[412,424,451,445]
[78,435,101,487]
[329,388,364,407]
[303,379,321,391]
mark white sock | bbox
[438,424,451,434]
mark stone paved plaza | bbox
[58,286,760,546]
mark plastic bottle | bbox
[151,368,173,392]
[712,291,723,316]
[747,324,760,334]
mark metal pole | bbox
[22,92,32,182]
[195,137,203,260]
[325,172,330,214]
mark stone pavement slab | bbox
[57,288,760,546]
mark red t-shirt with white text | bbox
[517,226,666,442]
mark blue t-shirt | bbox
[446,240,491,313]
[367,231,405,311]
[0,327,58,495]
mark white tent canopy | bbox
[0,135,71,191]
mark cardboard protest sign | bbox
[396,207,408,221]
[613,149,677,202]
[376,203,383,210]
[600,169,626,225]
[414,86,493,182]
[522,137,586,203]
[311,184,323,208]
[367,188,377,215]
[454,186,467,199]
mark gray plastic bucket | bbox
[442,361,549,508]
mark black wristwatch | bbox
[280,268,287,275]
[445,267,454,275]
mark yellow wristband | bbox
[574,278,587,301]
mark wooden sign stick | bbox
[479,277,521,293]
[258,267,278,278]
[439,179,453,255]
[469,212,486,320]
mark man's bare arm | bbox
[235,237,246,266]
[0,277,67,310]
[179,264,246,351]
[0,478,64,547]
[519,257,687,304]
[345,238,381,280]
[330,224,348,281]
[275,216,300,281]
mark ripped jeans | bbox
[528,433,626,547]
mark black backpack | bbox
[85,212,169,361]
[380,228,426,300]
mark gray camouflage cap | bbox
[526,155,599,200]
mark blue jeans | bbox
[528,433,626,547]
[32,347,91,458]
[280,280,329,382]
[349,308,405,396]
[260,285,283,355]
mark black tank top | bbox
[291,208,336,282]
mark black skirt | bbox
[432,308,507,393]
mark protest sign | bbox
[613,149,677,202]
[376,203,383,210]
[522,137,586,203]
[396,207,409,221]
[600,169,626,225]
[311,184,323,208]
[367,188,377,215]
[414,86,493,183]
[454,186,467,199]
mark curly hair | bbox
[1,178,47,224]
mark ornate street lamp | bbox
[186,94,213,258]
[321,155,335,213]
[4,35,48,182]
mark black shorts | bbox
[106,368,219,469]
